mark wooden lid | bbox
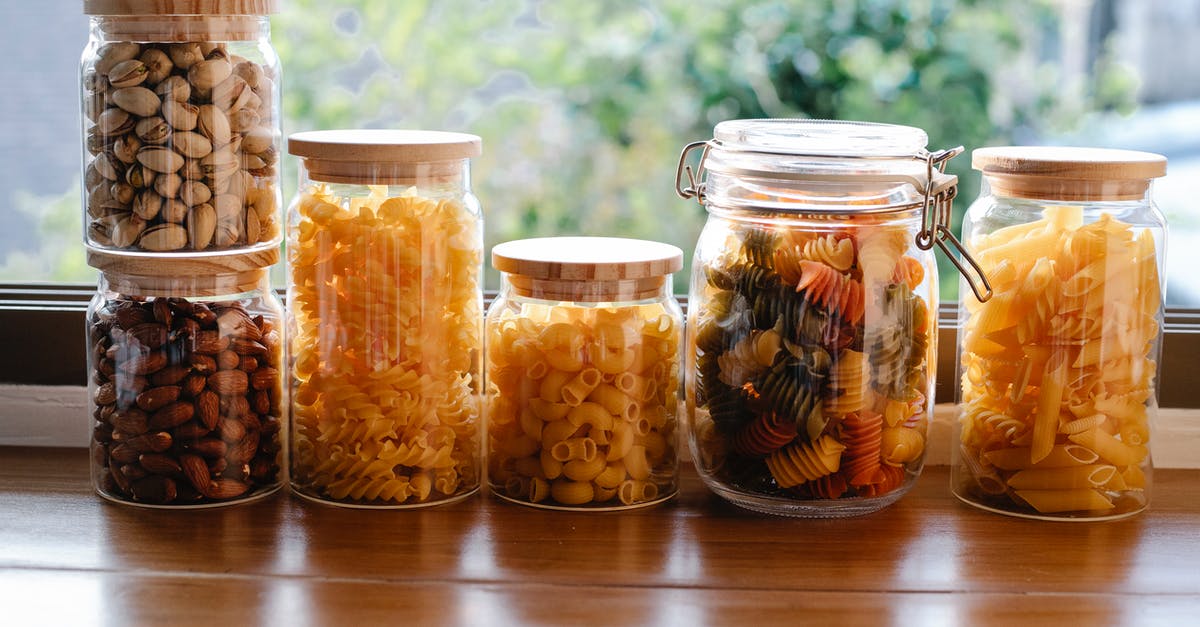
[289,130,482,185]
[973,146,1167,201]
[493,237,683,281]
[84,0,278,15]
[87,246,278,275]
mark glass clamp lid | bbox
[675,119,992,302]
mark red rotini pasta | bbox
[731,411,797,457]
[839,410,885,488]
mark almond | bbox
[115,303,152,329]
[204,478,249,500]
[150,365,190,386]
[189,354,217,374]
[111,408,149,435]
[139,452,182,475]
[226,430,259,464]
[217,349,240,370]
[126,322,168,349]
[119,350,168,375]
[94,382,117,406]
[148,401,194,430]
[250,367,278,391]
[208,369,248,396]
[238,355,258,372]
[218,418,246,443]
[182,372,207,397]
[189,437,227,459]
[229,338,268,357]
[136,385,180,411]
[180,453,212,493]
[109,442,140,464]
[196,390,220,430]
[251,390,271,415]
[217,309,261,341]
[191,329,228,354]
[126,431,172,453]
[173,420,211,439]
[221,395,249,420]
[191,303,217,325]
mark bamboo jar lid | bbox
[87,246,278,296]
[492,237,684,302]
[973,146,1167,202]
[84,0,278,15]
[288,130,483,185]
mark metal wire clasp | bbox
[675,140,711,202]
[916,146,993,303]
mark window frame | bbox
[2,284,1198,407]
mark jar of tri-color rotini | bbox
[953,147,1167,520]
[286,130,484,508]
[675,119,990,517]
[487,237,684,510]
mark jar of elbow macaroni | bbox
[86,248,285,507]
[675,119,990,517]
[286,130,484,508]
[953,147,1167,520]
[487,237,684,510]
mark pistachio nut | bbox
[83,70,109,94]
[153,172,183,198]
[85,162,105,189]
[188,203,217,250]
[88,197,127,220]
[126,164,156,190]
[241,154,267,171]
[161,198,188,224]
[196,105,232,147]
[113,133,142,165]
[135,116,172,144]
[155,75,192,103]
[136,146,184,174]
[96,108,133,136]
[111,181,136,205]
[132,189,164,221]
[112,215,147,248]
[161,99,199,131]
[213,220,240,248]
[139,224,189,251]
[180,180,212,207]
[211,75,251,113]
[139,48,173,85]
[201,148,239,180]
[167,43,203,71]
[88,221,113,246]
[201,43,228,60]
[95,42,141,75]
[182,158,204,181]
[88,181,115,207]
[172,131,213,159]
[86,128,113,156]
[84,92,106,122]
[111,86,160,118]
[228,108,261,134]
[94,153,123,181]
[232,60,264,90]
[107,59,148,89]
[247,188,278,223]
[223,171,254,198]
[212,194,242,223]
[240,126,273,155]
[188,58,233,91]
[225,133,244,156]
[244,208,261,244]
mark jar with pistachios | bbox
[81,0,281,253]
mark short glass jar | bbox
[286,129,484,507]
[81,0,282,253]
[486,237,685,510]
[953,146,1167,520]
[86,248,285,507]
[677,119,985,517]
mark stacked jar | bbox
[953,147,1167,520]
[285,130,484,508]
[676,119,989,517]
[486,237,685,510]
[82,0,285,507]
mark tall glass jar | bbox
[486,237,685,510]
[81,0,282,253]
[286,130,484,507]
[953,147,1167,520]
[86,248,285,507]
[677,119,988,517]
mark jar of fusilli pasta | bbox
[676,119,989,517]
[953,146,1167,520]
[86,248,285,507]
[286,130,483,508]
[487,237,684,510]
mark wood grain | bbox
[1,447,1198,625]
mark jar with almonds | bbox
[81,0,281,253]
[86,249,285,507]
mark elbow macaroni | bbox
[487,300,681,508]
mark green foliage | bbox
[0,181,92,282]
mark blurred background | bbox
[2,0,1197,304]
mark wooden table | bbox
[1,447,1197,626]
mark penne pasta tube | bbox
[983,444,1100,470]
[1006,464,1117,490]
[1014,488,1115,513]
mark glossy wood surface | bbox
[2,447,1198,626]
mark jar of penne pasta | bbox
[86,248,286,507]
[675,119,990,517]
[286,130,484,508]
[953,146,1167,520]
[487,237,684,510]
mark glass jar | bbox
[81,0,281,253]
[286,129,484,507]
[86,248,285,507]
[486,237,685,510]
[676,119,988,517]
[953,146,1167,520]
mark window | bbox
[1,1,1198,408]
